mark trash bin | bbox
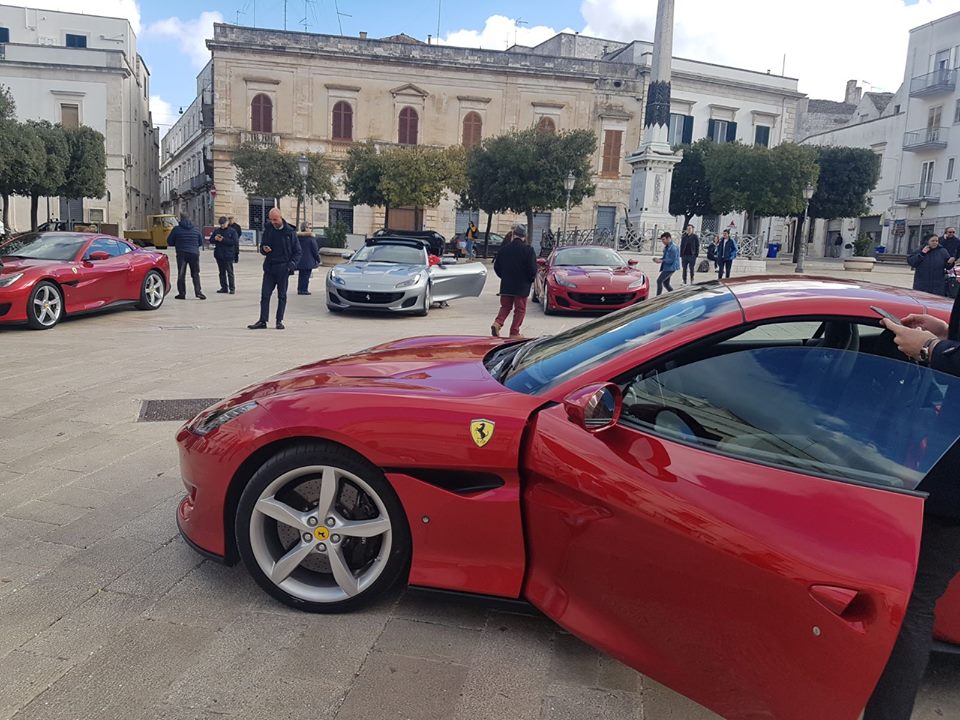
[766,243,781,258]
[875,246,886,254]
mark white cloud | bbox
[440,15,575,51]
[150,94,176,138]
[581,0,960,99]
[4,0,142,33]
[144,10,222,69]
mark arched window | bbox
[536,116,556,134]
[251,94,273,133]
[462,111,482,148]
[398,106,419,145]
[332,101,353,141]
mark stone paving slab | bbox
[0,254,953,719]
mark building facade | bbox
[0,4,159,233]
[199,24,803,244]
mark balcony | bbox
[190,174,210,191]
[896,182,942,205]
[909,68,957,97]
[240,131,281,148]
[903,126,949,152]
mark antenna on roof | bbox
[436,0,442,41]
[515,18,527,46]
[300,0,310,31]
[333,0,347,35]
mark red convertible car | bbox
[532,245,648,313]
[178,277,960,720]
[0,232,170,329]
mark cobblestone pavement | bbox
[1,252,957,719]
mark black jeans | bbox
[717,259,733,279]
[681,256,696,283]
[259,266,291,324]
[216,258,235,292]
[864,516,960,720]
[656,270,674,296]
[176,253,202,296]
[297,269,312,293]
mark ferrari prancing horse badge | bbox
[470,419,495,448]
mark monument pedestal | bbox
[626,145,682,234]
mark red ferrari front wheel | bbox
[236,441,411,613]
[27,281,63,330]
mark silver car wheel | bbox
[248,465,393,603]
[144,272,164,307]
[32,284,62,327]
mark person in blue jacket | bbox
[653,231,679,296]
[717,229,738,279]
[211,216,239,294]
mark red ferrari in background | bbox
[178,276,960,720]
[0,232,170,329]
[532,245,647,313]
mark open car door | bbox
[428,261,487,303]
[520,343,960,720]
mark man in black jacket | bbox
[249,208,300,330]
[679,224,699,285]
[873,310,960,719]
[491,225,537,337]
[168,213,206,300]
[228,215,243,262]
[212,216,239,294]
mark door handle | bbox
[809,585,872,632]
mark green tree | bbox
[0,122,45,232]
[342,141,387,215]
[26,121,70,230]
[703,142,756,216]
[232,142,296,201]
[669,139,716,227]
[756,143,819,218]
[0,84,13,122]
[295,153,335,226]
[61,125,106,204]
[463,142,509,256]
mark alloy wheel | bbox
[32,284,62,327]
[145,273,164,307]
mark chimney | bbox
[427,34,432,44]
[359,31,367,39]
[844,79,862,105]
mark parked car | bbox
[0,232,170,329]
[177,276,960,720]
[326,236,486,316]
[371,229,445,258]
[533,245,647,314]
[446,231,505,258]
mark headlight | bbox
[191,401,258,436]
[329,272,346,286]
[553,273,577,288]
[396,273,421,289]
[0,272,23,288]
[628,275,647,289]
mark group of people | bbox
[909,227,959,297]
[653,225,739,295]
[167,209,324,330]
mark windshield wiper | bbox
[504,335,551,378]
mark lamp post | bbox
[562,171,575,242]
[795,183,816,274]
[297,153,309,228]
[918,198,929,252]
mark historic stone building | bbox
[198,24,803,243]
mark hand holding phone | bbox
[262,245,272,253]
[870,305,903,326]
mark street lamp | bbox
[297,153,309,227]
[918,198,929,251]
[795,183,816,274]
[562,171,576,242]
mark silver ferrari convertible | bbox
[326,237,487,316]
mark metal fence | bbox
[549,227,766,259]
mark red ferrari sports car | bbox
[178,276,960,720]
[0,231,170,329]
[532,245,648,313]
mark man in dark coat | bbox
[679,224,699,284]
[491,225,537,337]
[908,234,950,296]
[212,216,239,294]
[249,208,301,330]
[296,222,321,295]
[228,215,243,263]
[168,213,206,300]
[941,227,959,264]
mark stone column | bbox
[626,0,682,236]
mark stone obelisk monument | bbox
[626,0,682,234]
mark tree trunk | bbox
[30,193,40,231]
[525,209,535,247]
[482,211,493,258]
[384,204,390,229]
[1,193,9,234]
[792,214,804,263]
[684,213,693,229]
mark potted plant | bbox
[843,232,876,272]
[319,222,351,266]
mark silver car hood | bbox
[331,261,425,291]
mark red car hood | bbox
[0,257,63,275]
[552,266,645,289]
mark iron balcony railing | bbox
[909,68,957,97]
[903,126,949,150]
[896,182,942,205]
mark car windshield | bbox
[0,233,88,261]
[554,247,627,267]
[352,244,425,265]
[496,283,740,395]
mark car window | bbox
[620,345,960,490]
[86,238,123,258]
[554,247,626,267]
[0,233,88,261]
[115,240,133,255]
[730,321,823,343]
[352,244,425,265]
[498,283,740,395]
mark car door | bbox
[521,323,960,720]
[74,238,130,308]
[429,261,487,302]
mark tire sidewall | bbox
[235,441,411,613]
[27,281,62,330]
[139,270,165,310]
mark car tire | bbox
[543,291,556,316]
[26,281,63,330]
[236,441,411,613]
[531,282,540,303]
[137,270,166,311]
[414,284,431,317]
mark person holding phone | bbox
[212,216,238,294]
[871,307,960,719]
[908,233,950,296]
[248,208,300,330]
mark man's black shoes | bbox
[174,294,185,300]
[248,321,267,329]
[196,293,207,300]
[276,322,285,330]
[216,289,228,294]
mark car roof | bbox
[365,236,430,249]
[374,229,445,240]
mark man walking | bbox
[249,208,300,330]
[212,216,238,294]
[491,225,537,337]
[717,229,738,280]
[168,213,206,300]
[653,232,680,296]
[296,222,321,295]
[679,224,699,284]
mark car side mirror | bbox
[564,383,623,433]
[627,259,639,267]
[87,251,110,261]
[537,258,548,267]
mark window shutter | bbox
[726,121,738,143]
[602,130,623,176]
[682,115,694,144]
[707,119,717,142]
